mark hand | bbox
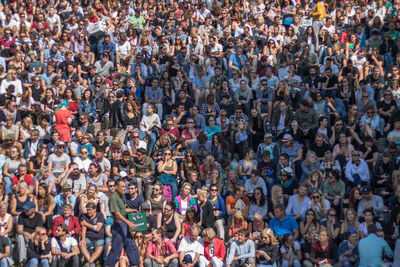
[79,239,86,246]
[60,252,69,259]
[233,256,239,261]
[171,237,177,244]
[80,220,87,227]
[128,222,136,230]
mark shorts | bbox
[86,238,105,249]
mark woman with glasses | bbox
[147,183,166,216]
[156,201,181,245]
[303,229,339,267]
[360,105,380,138]
[300,209,321,241]
[157,149,178,198]
[3,146,25,196]
[27,227,52,267]
[322,209,340,241]
[133,231,148,267]
[144,227,179,267]
[378,89,397,123]
[256,228,279,267]
[308,190,330,220]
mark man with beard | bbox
[60,162,87,199]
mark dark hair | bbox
[367,223,378,234]
[86,202,96,210]
[251,187,266,207]
[165,201,176,210]
[282,233,292,243]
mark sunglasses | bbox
[135,235,143,239]
[312,195,320,199]
[349,229,358,234]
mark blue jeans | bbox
[140,131,156,151]
[105,222,140,267]
[343,261,358,267]
[3,177,11,195]
[103,236,112,261]
[27,258,49,267]
[282,259,301,267]
[384,53,393,72]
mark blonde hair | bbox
[0,201,8,209]
[33,227,48,246]
[197,189,208,198]
[342,209,360,233]
[203,227,216,240]
[232,210,245,228]
[393,170,400,189]
[260,228,279,245]
[180,182,192,195]
[271,185,284,207]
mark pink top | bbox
[145,238,178,258]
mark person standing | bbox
[358,224,393,267]
[105,178,140,267]
[53,100,73,143]
[312,0,326,48]
[109,90,126,144]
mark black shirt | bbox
[309,142,332,159]
[18,212,44,234]
[0,236,9,254]
[80,212,105,241]
[113,159,135,174]
[359,144,378,161]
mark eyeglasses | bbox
[166,123,173,126]
[363,95,369,98]
[210,189,218,192]
[108,184,115,187]
[328,213,336,217]
[153,188,159,191]
[164,153,171,155]
[132,136,139,139]
[312,195,320,199]
[352,153,360,157]
[349,229,358,234]
[306,213,315,216]
[135,235,143,239]
[40,233,47,236]
[82,151,88,155]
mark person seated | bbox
[303,229,339,267]
[27,227,52,267]
[178,225,209,267]
[226,229,255,267]
[202,228,226,267]
[51,223,80,267]
[79,203,105,267]
[144,227,179,267]
[52,204,81,237]
[269,204,299,240]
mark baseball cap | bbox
[264,133,273,138]
[23,201,36,211]
[140,202,151,211]
[282,134,293,142]
[56,141,65,147]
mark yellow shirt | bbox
[313,1,326,20]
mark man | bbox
[52,204,81,237]
[357,186,384,219]
[93,148,111,176]
[225,184,250,217]
[48,141,70,178]
[323,170,345,208]
[79,203,105,267]
[140,202,157,238]
[60,162,87,199]
[142,78,163,119]
[51,224,80,267]
[77,113,95,136]
[98,35,116,58]
[244,170,267,197]
[320,67,339,96]
[178,225,208,267]
[309,133,332,161]
[256,133,280,163]
[298,45,319,76]
[124,181,144,213]
[294,100,318,137]
[387,118,400,143]
[22,128,43,159]
[105,178,140,267]
[187,171,202,198]
[95,53,114,77]
[345,150,370,187]
[17,201,44,264]
[358,224,393,267]
[112,150,135,180]
[226,229,255,267]
[53,184,77,215]
[109,90,126,143]
[127,129,147,157]
[286,184,310,221]
[329,118,351,146]
[326,93,346,119]
[280,167,299,199]
[269,204,299,240]
[0,232,11,267]
[132,148,155,199]
[69,130,84,160]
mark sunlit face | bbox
[183,185,191,195]
[88,186,96,195]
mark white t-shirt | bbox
[51,236,78,254]
[178,236,204,258]
[117,41,132,56]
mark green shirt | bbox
[128,16,146,29]
[323,180,345,197]
[365,38,380,52]
[109,192,127,218]
[384,30,400,41]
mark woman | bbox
[204,115,221,141]
[181,119,200,144]
[3,146,25,196]
[33,183,54,227]
[304,170,323,194]
[378,89,397,123]
[133,231,147,267]
[87,162,108,193]
[340,209,360,238]
[196,189,215,229]
[124,101,140,131]
[203,228,226,267]
[358,209,382,238]
[199,156,218,183]
[300,209,321,240]
[238,149,258,182]
[62,89,79,116]
[29,148,48,179]
[271,101,293,137]
[268,185,285,218]
[147,183,166,216]
[27,227,52,267]
[256,228,279,267]
[360,105,380,138]
[320,151,342,176]
[53,100,73,143]
[40,89,58,115]
[201,95,220,122]
[0,201,13,246]
[228,210,248,241]
[79,89,97,120]
[323,209,341,241]
[79,184,102,215]
[281,134,303,178]
[208,169,223,191]
[156,202,181,244]
[248,187,268,221]
[181,207,196,237]
[19,117,33,143]
[333,132,355,167]
[300,151,321,183]
[311,117,331,143]
[211,133,231,163]
[139,104,161,151]
[145,227,179,267]
[10,182,31,216]
[173,183,197,220]
[248,212,268,241]
[249,109,265,151]
[303,229,339,267]
[157,149,178,198]
[280,233,302,267]
[308,190,330,220]
[338,77,356,111]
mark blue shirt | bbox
[269,215,298,237]
[358,234,393,267]
[53,194,76,215]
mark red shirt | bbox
[204,238,226,261]
[145,238,178,258]
[12,174,34,186]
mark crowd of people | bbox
[0,0,400,266]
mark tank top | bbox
[162,213,177,239]
[16,195,31,213]
[0,213,11,233]
[148,196,166,216]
